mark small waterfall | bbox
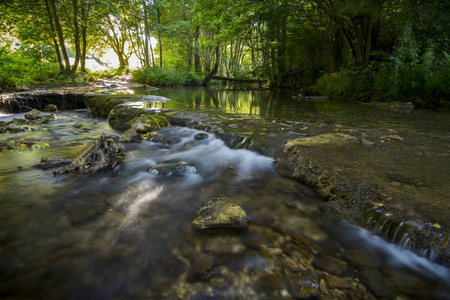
[363,205,448,265]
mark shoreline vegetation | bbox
[1,64,449,109]
[1,0,448,108]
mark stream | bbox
[1,87,449,299]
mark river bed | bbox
[1,87,449,299]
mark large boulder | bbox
[192,197,248,230]
[128,114,170,134]
[88,95,126,118]
[108,105,145,130]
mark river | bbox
[0,86,449,299]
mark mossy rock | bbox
[128,114,170,133]
[108,105,146,130]
[87,95,126,118]
[285,133,359,148]
[192,197,248,230]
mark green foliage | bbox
[315,60,450,107]
[133,67,202,87]
[89,66,128,80]
[0,48,60,87]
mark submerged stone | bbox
[192,197,248,230]
[149,161,196,176]
[194,133,209,140]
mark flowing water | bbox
[1,87,449,299]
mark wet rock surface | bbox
[54,133,125,175]
[278,127,450,266]
[192,197,248,230]
[149,161,196,176]
[128,114,170,134]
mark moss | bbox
[108,105,145,130]
[87,95,126,118]
[127,114,170,133]
[285,133,359,148]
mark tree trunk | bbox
[202,43,220,85]
[44,0,64,72]
[80,1,89,73]
[193,26,201,73]
[49,0,71,74]
[71,0,81,75]
[157,8,162,67]
[143,0,150,68]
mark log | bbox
[211,76,268,84]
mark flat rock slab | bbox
[192,197,248,230]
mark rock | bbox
[33,158,74,169]
[108,105,147,130]
[149,161,196,176]
[312,255,348,276]
[194,133,209,140]
[260,244,283,257]
[147,132,181,145]
[288,272,321,299]
[54,133,125,175]
[128,114,170,134]
[7,123,21,133]
[285,133,359,148]
[88,95,126,118]
[380,135,404,141]
[325,275,353,289]
[15,84,29,91]
[25,109,42,120]
[202,236,245,255]
[120,128,140,143]
[208,266,233,288]
[358,267,394,298]
[192,197,248,230]
[45,104,58,112]
[361,139,375,146]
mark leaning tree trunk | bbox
[203,43,220,85]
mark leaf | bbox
[432,223,441,229]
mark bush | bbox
[0,50,60,88]
[314,62,449,107]
[424,64,450,107]
[133,67,202,87]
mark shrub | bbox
[133,67,202,87]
